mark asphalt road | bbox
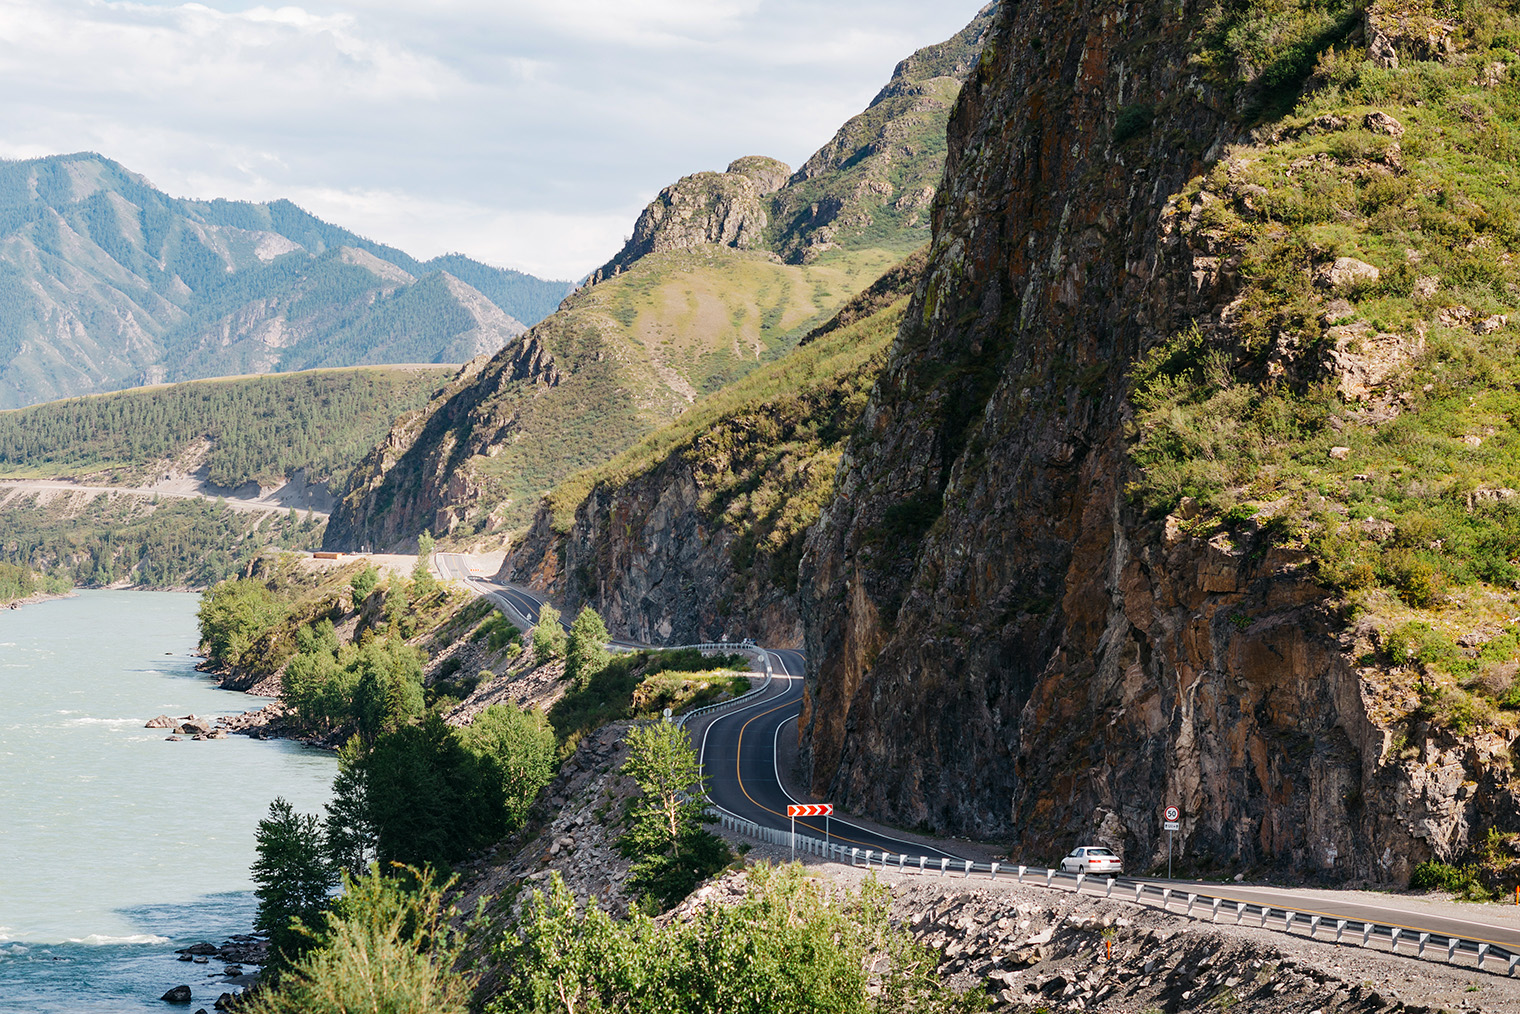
[689,647,962,862]
[435,554,565,632]
[437,557,1520,958]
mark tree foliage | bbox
[198,577,289,669]
[565,605,610,688]
[0,368,444,489]
[252,797,338,970]
[412,531,437,594]
[246,865,474,1014]
[532,602,566,660]
[282,630,426,744]
[488,865,986,1014]
[321,707,557,871]
[617,721,730,908]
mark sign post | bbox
[1163,806,1181,879]
[787,803,834,861]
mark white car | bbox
[1060,845,1123,876]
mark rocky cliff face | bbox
[796,0,1519,882]
[503,276,915,646]
[324,334,563,551]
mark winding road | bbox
[436,553,1520,967]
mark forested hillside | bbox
[0,493,322,589]
[0,153,571,407]
[322,5,997,551]
[0,366,452,490]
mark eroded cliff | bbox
[503,272,915,646]
[797,0,1520,882]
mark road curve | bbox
[435,556,1520,961]
[687,647,962,862]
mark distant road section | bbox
[435,552,559,632]
[0,478,330,518]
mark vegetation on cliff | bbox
[506,280,909,644]
[1129,0,1520,738]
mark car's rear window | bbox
[1088,848,1116,856]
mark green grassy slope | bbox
[1128,0,1520,735]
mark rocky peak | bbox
[724,156,791,195]
[587,159,789,285]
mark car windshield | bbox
[1087,848,1116,856]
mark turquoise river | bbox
[0,590,334,1011]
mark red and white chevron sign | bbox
[787,804,833,817]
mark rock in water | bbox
[160,984,192,1003]
[144,715,173,728]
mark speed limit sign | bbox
[1164,806,1179,822]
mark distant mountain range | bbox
[0,153,572,408]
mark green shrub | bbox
[1409,860,1495,901]
[531,603,567,660]
[1114,103,1154,143]
[198,577,289,670]
[489,865,985,1014]
[350,564,379,603]
[566,606,612,689]
[1382,621,1457,668]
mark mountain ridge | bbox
[320,6,997,552]
[0,151,572,407]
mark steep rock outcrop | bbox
[504,283,913,646]
[797,0,1518,881]
[323,334,563,551]
[769,3,998,263]
[588,158,788,285]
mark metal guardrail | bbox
[713,813,1519,978]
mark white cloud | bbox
[0,0,990,279]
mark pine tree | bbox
[252,797,337,969]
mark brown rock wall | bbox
[794,0,1518,879]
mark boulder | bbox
[160,984,192,1003]
[1364,111,1405,137]
[144,715,174,729]
[1324,257,1380,291]
[176,717,213,735]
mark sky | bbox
[0,0,987,280]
